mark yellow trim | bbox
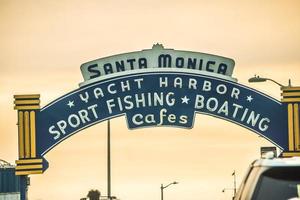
[14,105,40,110]
[294,104,300,150]
[16,159,43,164]
[18,111,25,159]
[14,94,40,99]
[30,111,36,158]
[282,87,300,92]
[288,104,295,151]
[24,111,30,158]
[281,98,300,103]
[16,164,42,170]
[14,100,40,105]
[281,92,300,97]
[15,170,43,176]
[282,152,300,157]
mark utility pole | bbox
[232,170,237,196]
[223,171,237,199]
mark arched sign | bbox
[38,70,287,155]
[13,44,300,177]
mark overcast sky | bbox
[1,1,300,199]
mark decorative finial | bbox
[152,43,164,49]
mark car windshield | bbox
[252,167,300,200]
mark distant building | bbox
[0,160,20,200]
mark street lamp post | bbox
[160,181,178,200]
[248,75,300,157]
[248,75,291,88]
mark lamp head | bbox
[248,75,267,83]
[173,181,179,184]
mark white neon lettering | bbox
[231,88,240,100]
[108,83,117,94]
[68,114,80,128]
[217,101,229,116]
[87,104,98,119]
[194,95,205,109]
[158,108,167,125]
[259,118,270,131]
[145,114,155,124]
[174,77,182,88]
[166,92,175,106]
[216,84,227,94]
[78,110,90,123]
[94,88,104,99]
[202,80,211,91]
[132,114,143,125]
[134,78,144,89]
[57,120,67,135]
[206,98,218,112]
[49,126,60,140]
[188,78,197,89]
[247,111,260,127]
[159,77,168,87]
[121,80,130,91]
[106,99,116,114]
[80,92,89,103]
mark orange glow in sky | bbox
[1,1,300,199]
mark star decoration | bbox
[246,95,253,102]
[181,96,190,104]
[67,101,75,108]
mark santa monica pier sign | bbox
[13,44,300,177]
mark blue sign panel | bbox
[36,71,288,156]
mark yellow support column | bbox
[281,87,300,157]
[14,94,44,175]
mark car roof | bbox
[253,157,300,167]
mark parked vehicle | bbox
[234,154,300,200]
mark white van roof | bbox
[253,157,300,167]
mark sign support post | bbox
[14,94,43,200]
[14,94,46,175]
[281,87,300,157]
[19,175,28,200]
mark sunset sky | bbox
[1,0,300,199]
